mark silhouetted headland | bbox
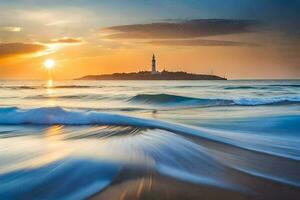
[77,54,227,80]
[77,71,227,80]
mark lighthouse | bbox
[152,54,156,74]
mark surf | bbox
[128,93,300,107]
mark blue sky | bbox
[1,0,299,22]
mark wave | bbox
[129,94,233,107]
[224,85,300,90]
[25,94,107,100]
[129,93,300,107]
[51,85,94,89]
[0,159,119,200]
[0,85,94,90]
[0,106,160,126]
[0,107,171,127]
[172,85,208,89]
[25,95,84,99]
[0,106,298,158]
[269,84,300,88]
[0,86,36,90]
[224,86,257,90]
[233,97,300,106]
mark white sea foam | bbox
[233,96,300,105]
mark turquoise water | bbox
[0,80,299,199]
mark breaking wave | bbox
[129,93,232,107]
[0,106,299,159]
[129,93,300,107]
[0,106,164,126]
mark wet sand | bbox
[90,166,300,200]
[90,167,251,200]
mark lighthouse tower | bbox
[152,54,156,74]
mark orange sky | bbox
[0,43,298,80]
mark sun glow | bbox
[44,59,55,70]
[44,59,55,83]
[47,79,53,87]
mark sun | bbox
[44,59,55,70]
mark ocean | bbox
[0,80,299,199]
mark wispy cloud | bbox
[0,26,22,32]
[48,37,83,44]
[102,19,260,39]
[146,39,258,47]
[46,20,70,26]
[0,43,46,58]
[100,19,262,47]
[0,37,84,60]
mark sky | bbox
[0,0,299,80]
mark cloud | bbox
[48,37,83,44]
[146,39,258,47]
[100,19,262,47]
[0,26,22,32]
[46,20,70,26]
[102,19,260,39]
[0,43,46,58]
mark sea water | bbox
[0,80,299,199]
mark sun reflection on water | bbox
[45,80,56,106]
[45,125,64,141]
[47,80,53,88]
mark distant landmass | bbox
[76,71,227,80]
[77,54,227,80]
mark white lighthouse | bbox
[151,54,156,74]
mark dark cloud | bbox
[103,19,261,39]
[49,37,82,44]
[146,39,258,47]
[0,43,46,58]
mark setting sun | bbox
[44,59,55,70]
